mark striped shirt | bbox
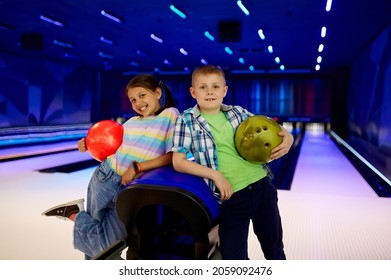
[172,104,272,200]
[107,107,179,175]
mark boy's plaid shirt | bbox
[172,104,273,201]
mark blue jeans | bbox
[73,160,127,259]
[219,177,286,260]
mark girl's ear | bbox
[155,87,162,100]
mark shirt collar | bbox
[189,104,233,117]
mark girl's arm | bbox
[139,152,173,171]
[121,152,173,186]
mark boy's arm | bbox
[172,152,233,201]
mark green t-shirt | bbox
[201,111,266,193]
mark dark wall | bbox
[347,24,391,166]
[1,49,345,134]
[104,72,337,123]
[223,74,335,120]
[0,52,95,128]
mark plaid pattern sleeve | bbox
[172,113,192,154]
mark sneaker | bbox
[42,198,85,220]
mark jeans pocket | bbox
[94,164,112,182]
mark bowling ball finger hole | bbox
[264,143,270,149]
[262,125,268,131]
[255,127,261,133]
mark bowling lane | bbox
[1,126,391,260]
[247,128,391,260]
[0,145,93,176]
[0,150,91,260]
[290,128,377,197]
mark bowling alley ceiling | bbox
[0,0,390,74]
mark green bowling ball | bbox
[235,115,283,164]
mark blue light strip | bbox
[326,0,333,12]
[317,56,322,63]
[150,34,163,43]
[169,5,187,19]
[98,51,113,59]
[258,29,265,40]
[40,15,64,27]
[100,36,114,45]
[321,26,327,38]
[237,1,250,16]
[204,31,215,41]
[224,47,233,55]
[179,48,188,55]
[100,10,122,23]
[53,39,73,48]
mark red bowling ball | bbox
[85,120,123,161]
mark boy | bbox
[172,65,293,259]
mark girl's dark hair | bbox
[126,73,176,115]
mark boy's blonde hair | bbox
[191,65,226,86]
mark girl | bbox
[42,73,179,259]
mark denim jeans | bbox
[73,160,127,259]
[219,177,286,260]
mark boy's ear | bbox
[189,87,197,99]
[223,85,228,97]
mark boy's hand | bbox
[77,138,87,152]
[269,127,294,161]
[212,171,233,201]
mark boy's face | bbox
[190,73,228,114]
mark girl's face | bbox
[127,86,162,117]
[190,73,228,114]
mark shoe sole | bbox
[41,198,85,216]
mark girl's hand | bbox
[77,138,87,152]
[121,166,137,186]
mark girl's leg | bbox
[73,160,127,258]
